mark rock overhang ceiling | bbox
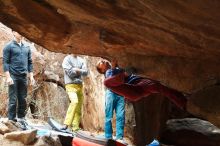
[0,0,220,92]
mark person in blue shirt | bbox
[97,60,125,142]
[97,59,188,146]
[3,31,35,122]
[97,60,187,110]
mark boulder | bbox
[0,0,220,93]
[34,135,62,146]
[0,134,24,146]
[187,85,220,128]
[0,122,10,134]
[27,82,69,123]
[160,118,220,146]
[3,120,20,132]
[4,129,37,145]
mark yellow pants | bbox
[64,84,83,131]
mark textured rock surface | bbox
[0,0,220,93]
[132,94,170,145]
[4,129,37,145]
[34,135,62,146]
[0,134,24,146]
[2,120,20,133]
[187,85,220,128]
[1,2,220,145]
[27,82,69,122]
[160,118,220,146]
[81,56,105,131]
[0,122,10,134]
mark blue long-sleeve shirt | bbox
[3,40,33,76]
[105,67,124,78]
[106,67,144,84]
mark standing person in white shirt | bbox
[61,54,88,131]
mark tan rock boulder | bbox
[4,129,37,145]
[187,85,220,128]
[0,122,10,134]
[0,134,24,146]
[160,118,220,146]
[34,135,62,146]
[28,82,69,122]
[3,120,20,132]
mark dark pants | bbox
[8,74,27,120]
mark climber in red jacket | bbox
[96,59,187,110]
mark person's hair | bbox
[96,66,103,74]
[96,61,104,74]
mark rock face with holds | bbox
[0,1,220,145]
[0,0,219,93]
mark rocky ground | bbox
[0,117,135,146]
[0,118,62,146]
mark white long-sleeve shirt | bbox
[62,55,88,84]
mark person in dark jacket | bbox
[3,31,35,121]
[96,60,187,110]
